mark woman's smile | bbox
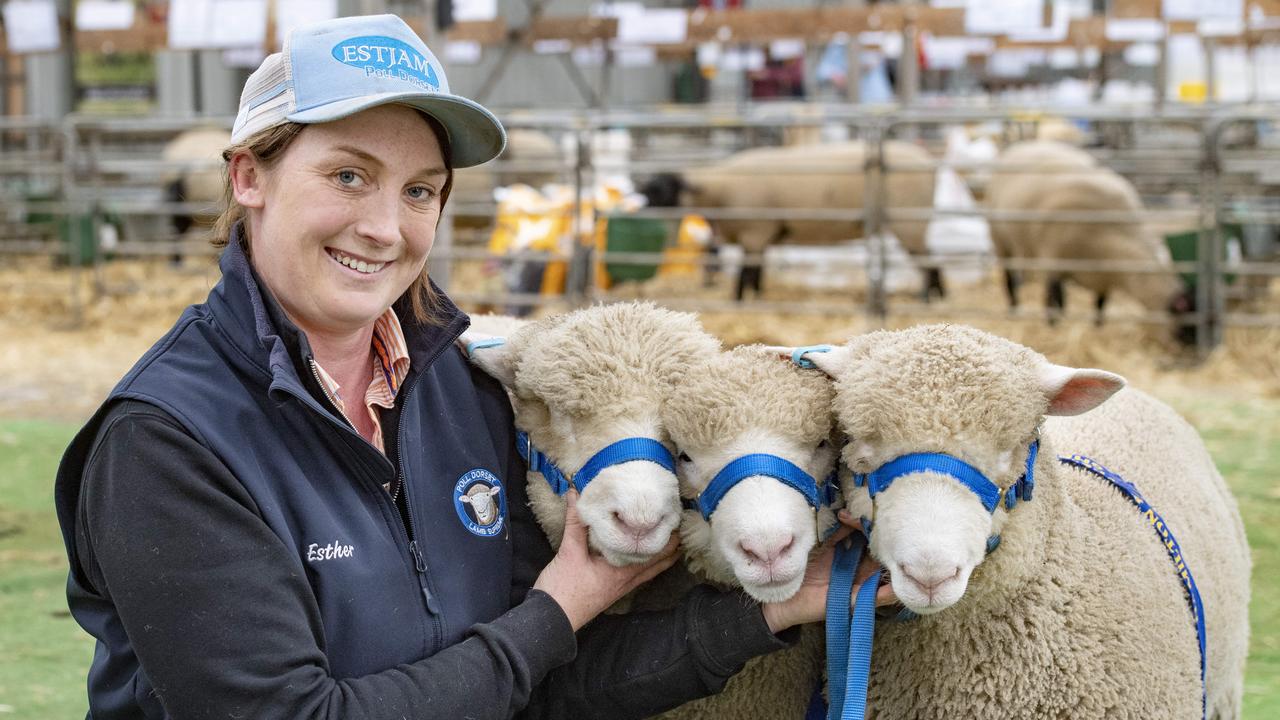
[325,246,393,276]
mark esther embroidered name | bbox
[307,541,355,562]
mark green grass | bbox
[0,397,1277,717]
[0,421,93,718]
[1167,394,1280,717]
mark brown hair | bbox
[210,110,455,324]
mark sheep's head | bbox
[665,345,838,603]
[464,302,721,567]
[805,325,1124,615]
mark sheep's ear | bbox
[459,331,517,388]
[1038,364,1126,416]
[760,345,853,378]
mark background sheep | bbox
[161,126,230,261]
[987,141,1195,339]
[462,302,720,567]
[805,324,1250,719]
[653,140,940,302]
[628,344,842,720]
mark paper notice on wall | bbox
[170,0,267,49]
[453,0,498,23]
[616,46,657,67]
[75,0,135,31]
[769,38,806,61]
[965,0,1045,36]
[533,39,572,55]
[616,8,687,45]
[444,40,482,64]
[276,0,338,46]
[1007,2,1068,42]
[1105,19,1165,42]
[1163,0,1243,22]
[210,0,267,47]
[168,0,211,48]
[3,0,60,53]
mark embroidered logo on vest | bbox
[454,469,506,537]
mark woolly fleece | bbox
[638,344,839,720]
[826,324,1250,720]
[469,302,721,550]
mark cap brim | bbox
[287,91,507,168]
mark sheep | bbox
[625,344,843,720]
[987,141,1195,339]
[651,140,942,302]
[161,126,230,262]
[461,302,721,567]
[801,324,1250,719]
[459,484,503,526]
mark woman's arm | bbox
[77,401,579,720]
[498,426,795,720]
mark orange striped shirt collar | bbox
[312,306,411,453]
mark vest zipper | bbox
[408,540,441,613]
[307,357,442,642]
[392,372,445,652]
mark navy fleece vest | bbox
[56,238,522,713]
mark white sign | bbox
[210,0,267,47]
[2,0,60,53]
[1105,19,1165,42]
[615,46,657,67]
[75,0,135,31]
[275,0,338,46]
[1049,47,1080,69]
[616,8,687,45]
[965,0,1045,36]
[533,39,572,55]
[453,0,498,23]
[171,0,266,49]
[769,38,806,61]
[1163,0,1243,23]
[444,40,482,64]
[1007,2,1068,43]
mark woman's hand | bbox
[534,490,681,631]
[760,511,897,634]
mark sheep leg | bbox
[736,261,764,300]
[1094,292,1108,326]
[921,268,945,303]
[1004,269,1020,309]
[1046,276,1066,325]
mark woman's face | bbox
[237,104,447,335]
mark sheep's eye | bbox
[678,451,692,463]
[818,439,829,449]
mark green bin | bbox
[605,217,669,284]
[1164,226,1239,289]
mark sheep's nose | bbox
[739,534,795,566]
[611,511,662,539]
[900,563,961,596]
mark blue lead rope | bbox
[1059,454,1208,720]
[824,533,882,720]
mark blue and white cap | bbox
[231,14,505,168]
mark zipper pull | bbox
[408,541,440,614]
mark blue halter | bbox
[852,440,1040,553]
[690,454,824,520]
[517,431,676,496]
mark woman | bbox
[54,14,884,719]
